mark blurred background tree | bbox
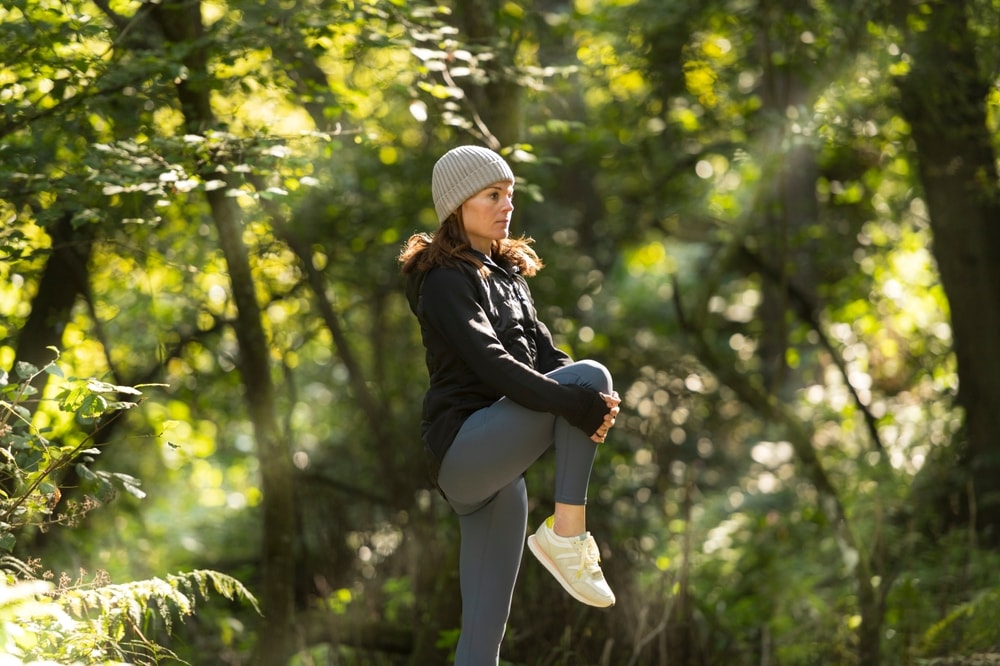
[3,0,1000,664]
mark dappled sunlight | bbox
[2,0,998,662]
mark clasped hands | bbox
[590,391,621,444]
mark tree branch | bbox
[739,245,884,451]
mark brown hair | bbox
[399,208,544,278]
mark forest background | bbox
[3,0,1000,664]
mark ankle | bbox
[551,511,586,538]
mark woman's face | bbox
[460,180,514,254]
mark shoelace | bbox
[573,537,603,578]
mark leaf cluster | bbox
[0,351,258,664]
[1,567,258,665]
[0,349,154,552]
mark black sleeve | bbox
[421,267,607,435]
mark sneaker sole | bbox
[527,534,615,608]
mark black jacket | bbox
[406,251,609,463]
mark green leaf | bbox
[78,393,109,418]
[14,361,38,380]
[85,378,142,395]
[15,448,43,472]
[121,482,147,500]
[76,463,98,481]
[105,400,139,411]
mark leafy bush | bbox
[0,351,258,664]
[0,350,154,548]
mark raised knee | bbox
[572,359,613,392]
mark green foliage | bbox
[1,568,258,665]
[920,587,1000,658]
[4,0,1000,663]
[0,350,160,551]
[881,533,1000,660]
[0,353,258,663]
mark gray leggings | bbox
[437,360,614,666]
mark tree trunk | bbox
[148,1,298,662]
[752,12,888,663]
[450,0,523,147]
[894,0,1000,537]
[6,214,92,503]
[12,214,91,395]
[754,6,822,395]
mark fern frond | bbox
[920,587,1000,657]
[2,569,259,664]
[63,569,260,636]
[0,554,36,578]
[169,569,261,615]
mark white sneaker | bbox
[527,515,616,608]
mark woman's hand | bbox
[591,391,621,443]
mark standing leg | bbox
[452,477,528,666]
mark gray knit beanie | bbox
[432,146,515,223]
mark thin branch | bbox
[740,245,884,451]
[0,407,131,525]
[438,65,500,150]
[298,470,389,506]
[248,175,402,481]
[671,280,872,583]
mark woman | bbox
[399,145,620,665]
